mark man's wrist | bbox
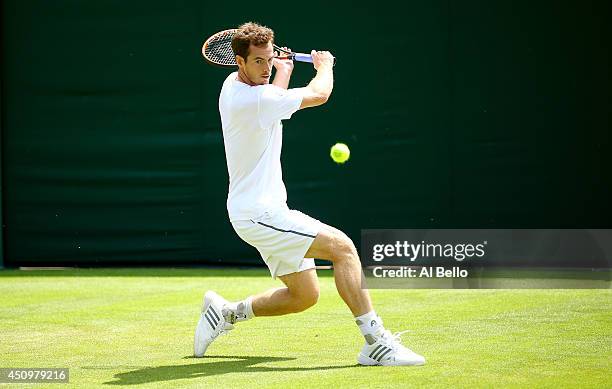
[275,66,293,75]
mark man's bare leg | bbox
[204,222,426,365]
[251,268,320,316]
[246,224,370,317]
[304,224,373,316]
[247,223,370,317]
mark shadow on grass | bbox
[103,355,356,385]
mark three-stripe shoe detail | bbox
[204,306,221,329]
[369,345,393,362]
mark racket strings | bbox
[205,33,236,66]
[203,30,295,66]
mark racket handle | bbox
[293,53,313,63]
[293,52,337,67]
[292,52,337,66]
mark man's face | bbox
[237,42,274,85]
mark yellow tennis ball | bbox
[330,143,350,163]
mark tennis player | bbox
[194,22,425,366]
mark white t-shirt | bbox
[219,72,304,221]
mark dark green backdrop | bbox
[1,1,610,266]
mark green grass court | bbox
[1,268,610,388]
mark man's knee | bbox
[280,268,319,313]
[331,230,359,262]
[290,285,320,312]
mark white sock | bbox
[223,296,254,324]
[355,311,384,343]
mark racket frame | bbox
[202,29,315,67]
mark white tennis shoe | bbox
[357,330,426,366]
[194,291,234,357]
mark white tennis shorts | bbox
[231,208,322,278]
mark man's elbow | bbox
[300,92,331,109]
[315,93,330,105]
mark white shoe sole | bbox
[357,353,426,366]
[193,291,222,358]
[193,315,209,357]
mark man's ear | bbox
[236,55,246,68]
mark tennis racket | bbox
[202,29,334,67]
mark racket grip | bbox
[293,53,313,63]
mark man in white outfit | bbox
[194,22,425,366]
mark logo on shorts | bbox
[370,320,377,327]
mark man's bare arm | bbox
[272,47,294,90]
[300,50,335,109]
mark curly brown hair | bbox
[231,22,274,62]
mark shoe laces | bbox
[222,307,237,324]
[379,329,411,351]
